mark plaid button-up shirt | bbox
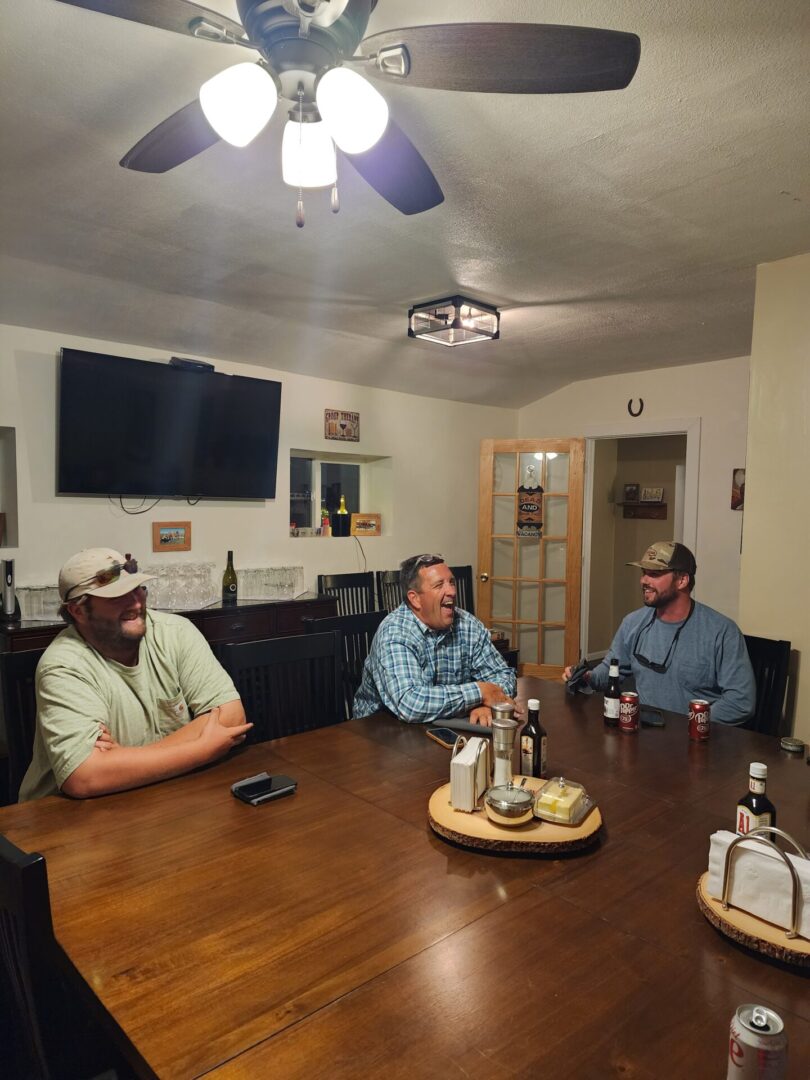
[353,603,516,722]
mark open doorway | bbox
[585,434,687,660]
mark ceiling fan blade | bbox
[120,100,220,173]
[341,119,443,216]
[53,0,246,40]
[358,23,640,94]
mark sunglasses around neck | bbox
[632,599,695,673]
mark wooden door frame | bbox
[580,417,701,659]
[478,438,584,675]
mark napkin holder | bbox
[450,736,489,813]
[707,827,810,940]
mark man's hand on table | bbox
[195,707,253,762]
[474,682,522,722]
[469,705,493,726]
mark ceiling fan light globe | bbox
[316,67,389,154]
[199,63,278,147]
[281,121,337,188]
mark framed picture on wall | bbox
[640,487,664,504]
[623,483,640,503]
[152,521,192,552]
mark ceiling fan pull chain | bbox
[296,189,305,228]
[331,183,340,214]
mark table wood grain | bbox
[1,680,808,1078]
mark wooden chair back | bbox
[374,570,402,613]
[316,573,376,616]
[1,649,45,804]
[219,632,343,742]
[448,565,475,616]
[743,634,791,736]
[303,611,387,719]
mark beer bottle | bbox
[736,762,777,835]
[603,659,621,726]
[520,698,548,778]
[222,550,238,604]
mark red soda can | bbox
[619,691,640,733]
[727,1004,787,1078]
[689,699,711,741]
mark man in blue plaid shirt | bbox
[353,554,517,724]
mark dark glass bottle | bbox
[603,658,621,726]
[222,550,238,604]
[736,762,777,835]
[520,698,547,778]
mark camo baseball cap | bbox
[627,540,696,574]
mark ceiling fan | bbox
[54,1,640,225]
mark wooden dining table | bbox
[1,679,809,1078]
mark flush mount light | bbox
[408,296,500,347]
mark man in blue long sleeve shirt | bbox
[353,554,517,724]
[564,541,755,724]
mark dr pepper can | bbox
[727,1004,787,1079]
[618,691,640,734]
[689,698,711,741]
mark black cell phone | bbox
[231,772,297,805]
[640,707,666,728]
[426,727,460,750]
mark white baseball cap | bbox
[59,548,155,602]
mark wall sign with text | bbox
[324,410,360,442]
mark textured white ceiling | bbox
[1,0,809,406]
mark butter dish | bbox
[533,776,594,826]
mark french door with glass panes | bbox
[478,439,584,677]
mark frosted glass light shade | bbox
[281,121,337,188]
[316,67,388,154]
[199,63,277,147]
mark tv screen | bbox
[57,349,282,499]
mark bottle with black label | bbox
[736,762,777,835]
[520,698,548,778]
[603,658,621,726]
[222,550,238,604]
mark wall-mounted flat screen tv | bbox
[58,349,282,499]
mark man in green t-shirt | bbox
[19,547,252,801]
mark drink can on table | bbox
[727,1004,787,1079]
[689,698,711,741]
[618,691,640,733]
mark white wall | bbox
[740,251,810,740]
[0,324,516,590]
[518,356,751,620]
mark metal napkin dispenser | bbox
[450,736,490,813]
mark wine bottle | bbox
[736,762,777,835]
[222,550,238,604]
[520,698,548,778]
[603,658,621,726]
[336,493,349,536]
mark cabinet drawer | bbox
[275,598,337,635]
[200,607,276,644]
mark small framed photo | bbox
[350,512,381,537]
[623,483,640,504]
[640,487,664,504]
[152,521,191,552]
[324,409,360,442]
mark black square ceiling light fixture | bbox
[408,295,500,347]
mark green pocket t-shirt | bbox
[18,610,240,801]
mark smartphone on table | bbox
[426,727,462,750]
[231,772,297,805]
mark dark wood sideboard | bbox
[0,594,338,654]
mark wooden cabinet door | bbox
[478,439,584,677]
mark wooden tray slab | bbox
[428,777,602,854]
[696,872,810,968]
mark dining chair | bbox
[374,570,402,613]
[0,833,130,1079]
[742,634,791,736]
[316,572,376,615]
[448,565,475,616]
[219,632,343,742]
[0,648,45,804]
[302,610,387,719]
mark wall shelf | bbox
[618,502,667,520]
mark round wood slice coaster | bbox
[428,779,602,854]
[696,872,810,968]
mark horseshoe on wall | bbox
[628,398,644,417]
